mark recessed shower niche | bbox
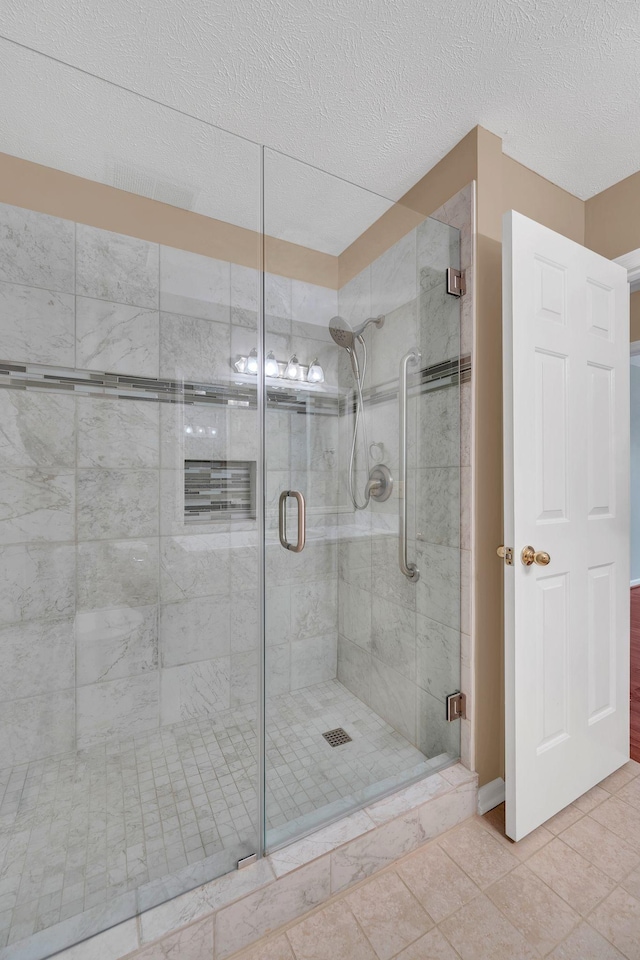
[184,459,257,523]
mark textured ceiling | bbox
[0,0,639,249]
[0,39,393,254]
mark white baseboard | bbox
[631,579,640,588]
[477,777,505,815]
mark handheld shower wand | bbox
[329,315,385,510]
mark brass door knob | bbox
[521,545,551,567]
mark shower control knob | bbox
[367,464,393,502]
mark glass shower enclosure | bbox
[0,39,462,957]
[263,150,462,849]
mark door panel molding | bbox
[503,210,630,840]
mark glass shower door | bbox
[0,40,262,956]
[262,149,463,850]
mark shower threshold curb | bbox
[36,763,477,960]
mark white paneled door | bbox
[502,211,630,841]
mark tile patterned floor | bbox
[227,759,640,960]
[0,680,429,949]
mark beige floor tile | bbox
[542,804,583,835]
[573,785,609,814]
[479,805,553,860]
[286,902,377,960]
[237,934,295,960]
[559,815,640,881]
[620,864,640,900]
[396,844,479,923]
[439,821,519,889]
[590,796,640,852]
[346,872,433,960]
[616,776,640,812]
[598,761,640,795]
[546,921,626,959]
[394,928,461,959]
[589,887,640,960]
[486,863,579,956]
[438,894,538,960]
[526,838,616,916]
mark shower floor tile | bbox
[0,680,430,950]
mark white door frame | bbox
[614,248,640,292]
[617,250,640,585]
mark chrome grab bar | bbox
[399,350,421,582]
[278,490,306,553]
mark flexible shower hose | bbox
[347,335,371,510]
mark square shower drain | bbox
[322,727,352,747]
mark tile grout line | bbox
[472,789,640,958]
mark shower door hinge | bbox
[446,268,466,297]
[237,853,258,870]
[446,691,467,722]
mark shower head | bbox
[329,316,356,350]
[329,314,385,350]
[329,315,384,381]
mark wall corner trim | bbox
[615,247,640,286]
[477,777,505,815]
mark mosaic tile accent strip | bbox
[0,356,469,412]
[0,360,339,414]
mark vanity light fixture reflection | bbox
[184,426,217,436]
[246,348,259,375]
[307,359,325,383]
[231,352,325,384]
[285,355,300,379]
[265,351,280,377]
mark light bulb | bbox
[185,426,193,434]
[265,351,279,378]
[246,348,258,375]
[307,359,324,383]
[285,355,300,380]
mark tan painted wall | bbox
[586,168,640,260]
[502,155,585,244]
[338,128,479,285]
[632,292,640,342]
[473,129,505,788]
[586,171,640,344]
[0,151,338,288]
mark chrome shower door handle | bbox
[278,490,306,553]
[399,349,421,582]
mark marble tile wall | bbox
[336,187,474,763]
[0,201,340,762]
